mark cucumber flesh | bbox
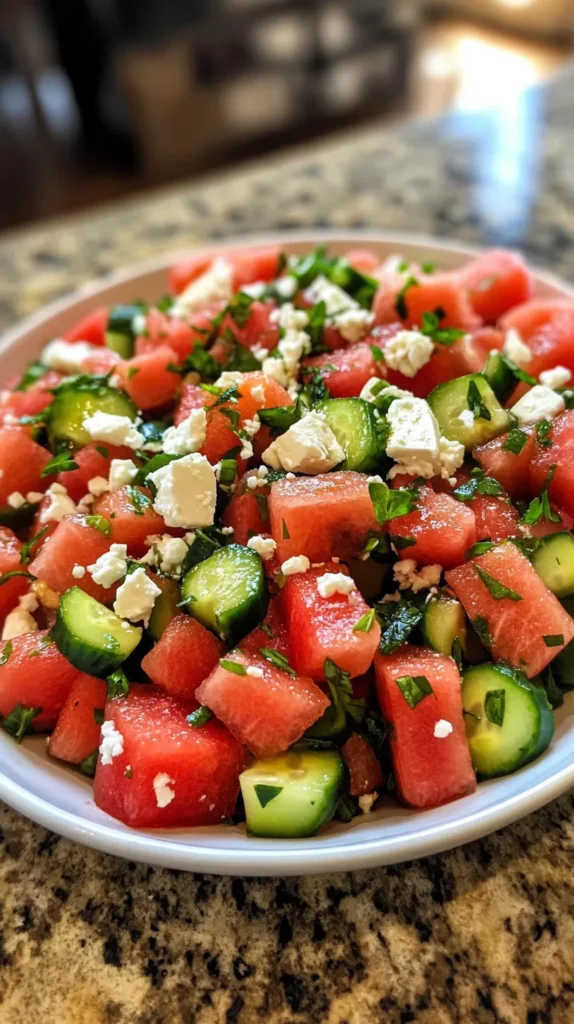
[52,586,142,677]
[240,749,344,837]
[105,330,133,359]
[462,662,554,778]
[423,594,467,656]
[48,381,137,450]
[483,352,519,404]
[181,543,268,645]
[316,398,386,473]
[427,373,514,449]
[532,533,574,598]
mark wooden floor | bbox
[0,17,569,236]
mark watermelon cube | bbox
[63,307,108,346]
[57,443,139,501]
[301,343,382,399]
[469,493,520,543]
[500,300,574,377]
[0,427,52,506]
[473,428,536,501]
[0,527,29,619]
[48,673,108,764]
[196,649,329,757]
[279,562,380,680]
[239,598,291,659]
[115,346,181,411]
[529,411,574,519]
[93,486,166,555]
[175,385,238,467]
[446,542,574,677]
[141,614,223,699]
[222,487,270,546]
[29,514,112,603]
[458,250,533,323]
[374,271,481,331]
[374,646,476,808]
[93,684,247,828]
[389,486,476,570]
[135,308,217,361]
[269,471,382,564]
[0,630,78,731]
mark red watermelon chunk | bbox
[0,427,52,506]
[93,486,166,555]
[470,493,520,543]
[301,343,382,398]
[0,527,29,619]
[63,307,108,346]
[279,562,380,680]
[0,630,78,731]
[473,428,536,501]
[374,646,476,809]
[374,271,481,331]
[389,486,476,570]
[445,542,574,677]
[222,488,270,546]
[500,300,574,377]
[344,248,380,274]
[175,384,238,466]
[169,252,213,295]
[115,346,181,411]
[341,733,385,797]
[236,371,294,457]
[48,673,108,764]
[375,327,485,398]
[196,649,329,758]
[29,514,112,603]
[93,684,246,828]
[58,443,139,501]
[0,370,60,426]
[239,598,291,659]
[141,614,223,699]
[269,471,382,564]
[458,250,533,323]
[529,411,574,519]
[135,307,218,360]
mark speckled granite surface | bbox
[1,70,574,1023]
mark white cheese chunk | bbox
[393,560,442,593]
[437,436,465,480]
[382,330,434,378]
[152,772,176,808]
[113,566,161,626]
[458,408,475,429]
[250,383,266,404]
[99,720,124,766]
[215,370,244,389]
[281,555,310,576]
[510,385,565,426]
[7,492,25,509]
[82,411,143,449]
[88,543,128,588]
[161,408,207,456]
[39,483,76,524]
[72,564,86,579]
[109,458,138,491]
[503,328,531,369]
[539,365,571,389]
[148,453,217,529]
[263,411,344,474]
[434,719,453,739]
[87,476,109,497]
[304,275,358,317]
[246,665,264,678]
[171,258,233,319]
[358,792,378,814]
[246,535,277,561]
[334,308,375,343]
[360,377,412,404]
[316,572,356,598]
[270,303,309,332]
[385,397,440,478]
[41,339,101,374]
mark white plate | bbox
[1,231,573,877]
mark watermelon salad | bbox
[0,242,573,837]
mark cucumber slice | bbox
[427,373,514,449]
[462,662,554,778]
[105,331,133,359]
[181,543,268,644]
[148,576,180,640]
[423,594,467,656]
[316,398,386,473]
[105,304,143,358]
[532,533,574,598]
[49,380,137,450]
[483,352,519,404]
[52,587,142,677]
[240,749,344,837]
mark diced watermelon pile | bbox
[0,240,571,837]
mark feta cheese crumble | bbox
[153,772,176,808]
[113,566,161,626]
[72,564,86,579]
[316,572,356,598]
[458,408,475,429]
[246,535,277,560]
[88,543,128,587]
[251,383,265,404]
[246,665,264,678]
[304,275,358,317]
[503,328,531,369]
[82,411,143,449]
[358,792,378,814]
[281,555,310,576]
[510,385,565,426]
[7,492,25,509]
[263,411,344,474]
[143,534,190,574]
[215,370,244,389]
[335,308,375,343]
[87,476,110,497]
[148,453,217,529]
[109,458,138,491]
[99,720,124,766]
[539,365,571,389]
[360,378,413,404]
[170,258,233,319]
[393,560,442,593]
[161,408,207,455]
[382,330,434,378]
[385,397,464,481]
[41,339,101,375]
[434,719,453,739]
[39,483,77,524]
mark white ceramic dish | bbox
[1,231,573,877]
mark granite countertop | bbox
[1,69,574,1024]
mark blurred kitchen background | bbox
[1,0,573,233]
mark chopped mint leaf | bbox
[1,703,41,742]
[41,451,79,477]
[254,784,283,808]
[107,669,130,699]
[396,674,433,710]
[502,429,529,455]
[187,706,214,728]
[369,481,417,525]
[543,634,564,648]
[259,647,296,677]
[377,600,423,654]
[394,275,419,320]
[353,609,376,633]
[474,565,522,601]
[467,379,491,421]
[85,515,112,537]
[219,659,247,676]
[484,688,505,727]
[20,525,50,565]
[471,616,493,647]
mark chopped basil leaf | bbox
[451,636,463,671]
[226,291,254,327]
[306,301,329,354]
[465,540,494,559]
[396,674,434,710]
[187,706,214,728]
[520,466,560,526]
[258,404,301,436]
[353,609,376,633]
[541,665,563,710]
[421,261,437,274]
[377,600,423,654]
[258,647,296,677]
[535,419,553,448]
[390,534,416,550]
[420,310,465,346]
[15,361,47,392]
[79,750,98,777]
[394,275,419,320]
[20,525,50,565]
[172,344,221,381]
[369,481,417,524]
[502,429,529,455]
[500,354,536,387]
[220,406,240,430]
[0,570,35,586]
[182,527,226,572]
[254,493,269,524]
[474,565,522,601]
[453,470,505,503]
[467,379,491,421]
[107,668,130,699]
[254,784,283,808]
[335,793,360,822]
[370,344,384,363]
[93,707,105,725]
[0,640,12,667]
[41,451,79,477]
[219,659,247,676]
[126,487,152,516]
[362,532,390,559]
[85,514,112,537]
[300,368,331,409]
[543,634,564,648]
[484,688,505,727]
[1,703,41,742]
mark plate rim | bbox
[2,228,574,876]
